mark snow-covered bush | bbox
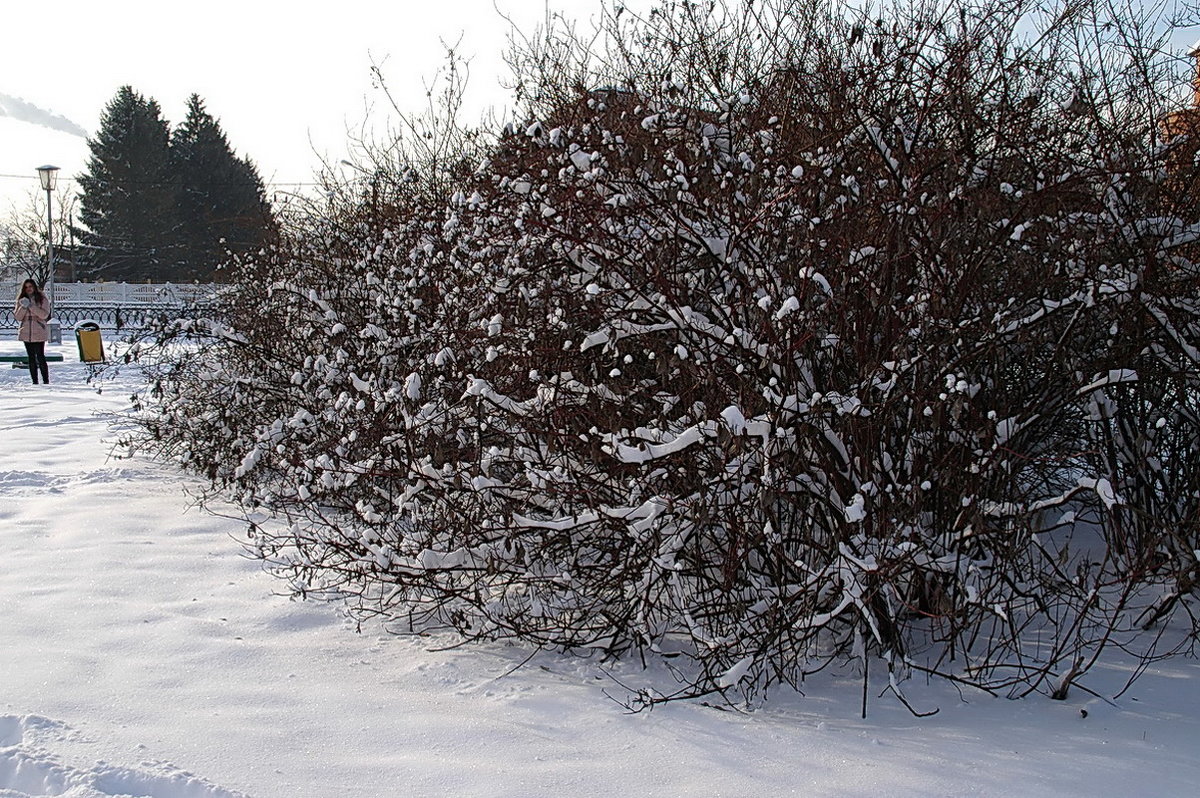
[119,0,1200,708]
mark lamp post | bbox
[340,159,380,228]
[35,165,61,343]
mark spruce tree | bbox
[76,86,179,281]
[170,95,273,280]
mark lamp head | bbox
[36,165,60,192]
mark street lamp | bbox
[35,165,61,343]
[340,159,380,226]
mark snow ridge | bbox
[0,715,249,798]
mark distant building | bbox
[1161,41,1200,208]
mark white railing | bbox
[4,282,221,307]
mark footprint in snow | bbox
[0,470,54,491]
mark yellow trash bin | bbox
[75,322,105,363]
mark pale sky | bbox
[3,0,1196,211]
[0,0,620,206]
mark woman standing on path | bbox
[14,279,51,385]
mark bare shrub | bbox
[117,0,1200,709]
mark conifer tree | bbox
[170,94,273,280]
[76,86,178,281]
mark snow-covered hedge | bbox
[120,0,1200,707]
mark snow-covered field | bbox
[2,344,1198,798]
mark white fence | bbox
[4,282,221,307]
[3,281,224,340]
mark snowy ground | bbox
[2,343,1198,797]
